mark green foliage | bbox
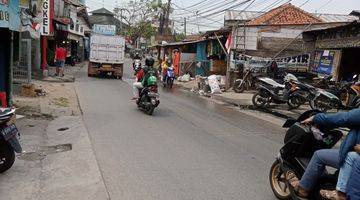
[175,33,186,42]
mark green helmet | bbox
[147,75,157,86]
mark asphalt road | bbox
[75,59,285,200]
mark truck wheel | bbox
[0,139,15,173]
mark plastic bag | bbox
[208,75,221,94]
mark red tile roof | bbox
[247,3,323,25]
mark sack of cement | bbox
[208,75,222,94]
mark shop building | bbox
[303,20,360,81]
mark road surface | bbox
[75,59,284,200]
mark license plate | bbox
[1,124,18,141]
[1,124,22,153]
[102,64,111,68]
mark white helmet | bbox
[284,73,298,82]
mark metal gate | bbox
[13,39,31,83]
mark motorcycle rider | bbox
[131,57,158,100]
[347,156,360,199]
[288,108,360,199]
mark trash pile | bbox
[196,75,226,96]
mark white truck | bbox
[88,34,125,78]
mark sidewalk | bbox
[42,62,85,83]
[0,62,109,200]
[175,80,307,120]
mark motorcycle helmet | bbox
[145,57,155,67]
[147,75,157,86]
[283,73,298,82]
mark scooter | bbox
[0,108,22,173]
[252,74,304,109]
[269,110,343,200]
[136,76,160,115]
[163,66,175,89]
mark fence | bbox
[13,39,32,83]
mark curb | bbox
[174,83,298,120]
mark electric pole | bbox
[165,0,171,35]
[184,17,186,36]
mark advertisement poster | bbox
[0,0,20,31]
[314,50,335,75]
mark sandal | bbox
[287,173,309,199]
[320,190,346,200]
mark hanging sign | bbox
[0,0,20,31]
[41,0,51,35]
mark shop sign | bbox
[92,24,116,36]
[313,50,336,75]
[41,0,51,35]
[0,0,20,31]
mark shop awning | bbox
[54,18,71,25]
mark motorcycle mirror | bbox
[282,118,297,128]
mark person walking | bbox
[54,44,67,77]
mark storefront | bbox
[0,0,21,106]
[303,22,360,81]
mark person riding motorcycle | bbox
[131,57,158,100]
[288,108,360,199]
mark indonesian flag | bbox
[225,34,232,54]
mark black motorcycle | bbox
[0,108,22,173]
[269,110,342,200]
[136,85,160,115]
[252,77,304,109]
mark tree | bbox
[113,0,173,41]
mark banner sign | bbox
[313,50,335,75]
[41,0,51,35]
[92,24,116,36]
[0,0,20,31]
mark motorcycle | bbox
[233,66,265,93]
[309,88,342,112]
[133,59,142,75]
[252,74,304,109]
[163,66,175,89]
[136,76,160,115]
[269,110,343,200]
[0,108,22,173]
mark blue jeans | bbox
[300,149,340,191]
[336,152,360,192]
[347,156,360,199]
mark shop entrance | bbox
[339,48,360,81]
[0,29,11,106]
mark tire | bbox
[310,96,330,112]
[168,79,173,89]
[146,106,155,115]
[252,92,267,108]
[269,160,291,200]
[0,139,15,173]
[234,80,245,93]
[287,96,302,109]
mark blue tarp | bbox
[196,41,209,76]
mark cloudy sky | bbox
[86,0,360,34]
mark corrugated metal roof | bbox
[225,9,357,23]
[224,10,264,21]
[314,13,357,23]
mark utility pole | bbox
[165,0,171,35]
[184,17,186,36]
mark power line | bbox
[200,0,253,18]
[171,3,224,24]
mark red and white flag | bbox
[225,34,232,54]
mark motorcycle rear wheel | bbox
[146,106,155,115]
[269,160,291,200]
[252,92,267,108]
[0,139,15,173]
[234,80,246,93]
[310,97,331,112]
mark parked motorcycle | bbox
[0,108,22,173]
[163,66,175,89]
[309,88,342,112]
[269,110,343,200]
[136,76,160,115]
[233,66,266,93]
[252,74,304,109]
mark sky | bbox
[86,0,360,34]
